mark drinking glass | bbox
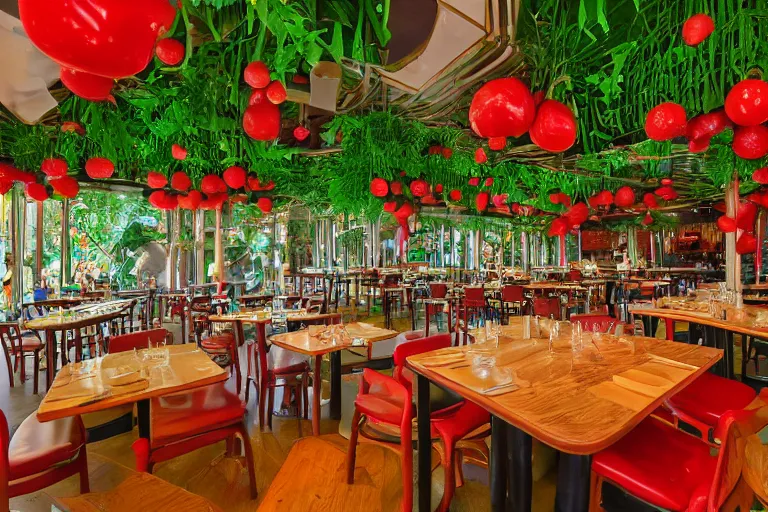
[571,321,583,354]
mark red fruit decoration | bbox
[492,194,508,207]
[25,183,48,202]
[475,192,489,212]
[686,110,731,141]
[257,197,273,214]
[392,202,414,237]
[548,218,568,237]
[223,166,246,189]
[243,103,281,141]
[484,177,494,187]
[435,184,444,194]
[199,193,227,211]
[61,122,85,135]
[200,175,227,195]
[0,180,12,196]
[753,167,768,184]
[383,201,397,213]
[469,78,535,138]
[172,144,187,160]
[248,177,274,191]
[717,215,737,233]
[532,90,545,107]
[564,203,589,226]
[171,171,191,192]
[294,126,310,141]
[178,190,202,210]
[292,75,309,84]
[488,137,507,151]
[266,81,287,105]
[614,186,636,208]
[737,202,758,231]
[41,158,68,177]
[725,79,768,127]
[643,193,659,209]
[441,148,453,159]
[410,179,429,198]
[642,212,654,226]
[85,157,114,179]
[249,89,267,106]
[0,164,34,183]
[428,146,441,156]
[655,186,678,201]
[60,67,114,102]
[688,138,710,153]
[529,100,577,153]
[682,14,715,46]
[421,195,439,205]
[147,171,167,189]
[19,0,175,78]
[155,38,184,66]
[733,125,768,159]
[449,190,462,201]
[645,102,687,141]
[475,148,487,164]
[244,61,271,89]
[48,176,79,198]
[588,190,614,209]
[468,177,480,187]
[390,181,403,196]
[736,232,757,254]
[661,178,673,186]
[149,190,178,210]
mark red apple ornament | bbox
[469,78,535,138]
[85,157,114,179]
[682,14,715,46]
[725,79,768,127]
[645,102,687,141]
[243,103,281,141]
[41,158,68,177]
[244,61,271,89]
[733,125,768,160]
[155,38,185,66]
[529,100,577,153]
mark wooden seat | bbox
[0,323,43,394]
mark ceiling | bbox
[0,0,18,18]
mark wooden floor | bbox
[3,310,560,511]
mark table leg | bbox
[410,289,416,331]
[506,423,532,512]
[137,399,150,439]
[312,355,322,436]
[45,329,54,390]
[724,330,734,380]
[158,299,165,327]
[425,304,431,337]
[181,302,187,344]
[555,453,591,512]
[664,318,674,341]
[490,416,508,511]
[329,351,341,420]
[416,374,431,512]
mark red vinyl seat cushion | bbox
[667,372,756,427]
[592,418,716,511]
[150,382,245,446]
[8,413,85,480]
[9,335,44,353]
[268,346,310,375]
[431,401,490,443]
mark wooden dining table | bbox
[37,344,227,441]
[270,322,398,435]
[23,297,84,310]
[407,317,722,512]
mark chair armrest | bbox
[662,400,714,444]
[361,368,408,401]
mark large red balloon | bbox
[645,102,687,141]
[469,78,535,138]
[178,190,202,210]
[733,125,768,160]
[725,79,768,127]
[19,0,176,78]
[41,158,68,177]
[682,14,714,46]
[564,203,589,226]
[243,103,281,141]
[25,183,48,202]
[60,67,114,102]
[737,201,758,231]
[200,175,227,195]
[529,100,577,153]
[147,171,167,189]
[223,166,247,189]
[716,215,736,233]
[149,190,178,211]
[171,171,192,192]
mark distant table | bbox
[407,318,721,512]
[114,290,154,329]
[37,344,227,441]
[23,297,84,310]
[239,293,274,308]
[271,322,398,435]
[157,293,189,343]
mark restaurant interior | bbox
[2,0,768,511]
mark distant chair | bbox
[0,323,43,394]
[459,286,487,345]
[532,296,561,320]
[499,285,526,322]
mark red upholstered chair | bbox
[347,334,490,512]
[590,389,768,512]
[131,382,257,499]
[1,408,89,509]
[200,332,243,394]
[500,285,526,322]
[108,328,172,353]
[0,323,43,394]
[459,287,488,345]
[532,296,561,320]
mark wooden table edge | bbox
[406,349,722,455]
[630,307,768,339]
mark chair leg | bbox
[131,438,151,472]
[589,472,604,512]
[78,444,90,493]
[303,374,309,419]
[238,422,258,499]
[33,350,40,394]
[267,386,275,429]
[4,347,13,388]
[258,376,267,430]
[400,421,413,512]
[346,409,361,484]
[437,438,456,512]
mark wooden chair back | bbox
[109,329,171,353]
[0,324,23,355]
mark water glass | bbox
[471,354,496,379]
[571,321,583,353]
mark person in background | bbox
[2,253,12,307]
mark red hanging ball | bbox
[421,195,438,205]
[469,78,535,138]
[371,178,389,197]
[475,148,487,164]
[257,197,273,214]
[409,179,429,198]
[199,193,227,211]
[643,193,659,210]
[488,137,507,151]
[737,201,758,231]
[550,193,562,205]
[492,194,508,207]
[733,125,768,159]
[588,190,614,208]
[85,157,114,179]
[753,167,768,184]
[645,102,687,141]
[249,89,267,106]
[475,192,489,212]
[686,110,731,141]
[484,177,494,187]
[0,180,12,195]
[642,212,654,226]
[547,218,568,237]
[682,14,715,46]
[736,232,757,254]
[468,177,480,187]
[149,190,178,210]
[147,171,167,189]
[428,146,442,156]
[390,181,403,195]
[178,190,202,210]
[243,103,281,141]
[529,100,577,153]
[61,122,85,135]
[41,158,68,177]
[435,184,444,194]
[266,81,287,105]
[449,190,462,201]
[725,79,768,127]
[155,38,185,66]
[559,193,572,207]
[200,175,227,195]
[383,201,397,213]
[441,147,453,159]
[717,215,737,233]
[294,126,310,141]
[223,166,247,189]
[171,171,191,192]
[25,182,48,202]
[48,176,79,198]
[244,61,271,89]
[172,144,187,160]
[614,186,636,208]
[564,203,589,226]
[688,138,710,153]
[654,186,678,201]
[60,67,114,102]
[19,0,175,78]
